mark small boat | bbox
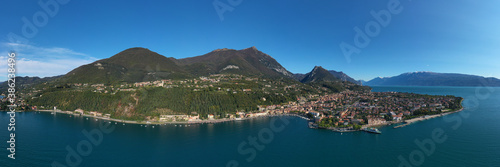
[363,128,382,134]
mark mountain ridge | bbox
[294,69,360,85]
[364,71,500,86]
[174,46,293,78]
[60,47,295,84]
[0,76,63,94]
[300,66,339,83]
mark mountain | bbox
[61,47,294,84]
[175,46,293,78]
[364,72,500,86]
[328,70,361,84]
[293,68,360,84]
[299,66,371,93]
[20,47,372,120]
[293,73,307,81]
[1,76,62,91]
[63,47,188,83]
[300,66,340,83]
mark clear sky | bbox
[1,0,499,81]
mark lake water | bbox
[1,86,499,167]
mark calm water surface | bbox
[1,86,499,167]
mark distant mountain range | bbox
[364,72,500,87]
[59,46,500,87]
[0,76,62,93]
[10,47,498,90]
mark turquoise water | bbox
[1,86,499,167]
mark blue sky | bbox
[1,0,499,81]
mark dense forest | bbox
[26,86,300,120]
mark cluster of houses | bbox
[22,85,457,128]
[246,91,457,127]
[73,109,111,118]
[77,74,263,94]
[155,110,272,122]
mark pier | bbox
[393,123,409,129]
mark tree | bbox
[353,124,362,130]
[384,115,393,121]
[305,113,314,119]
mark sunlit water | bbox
[1,86,499,167]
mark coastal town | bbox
[25,75,462,131]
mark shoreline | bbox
[393,107,464,129]
[333,107,465,132]
[33,110,309,125]
[29,106,464,130]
